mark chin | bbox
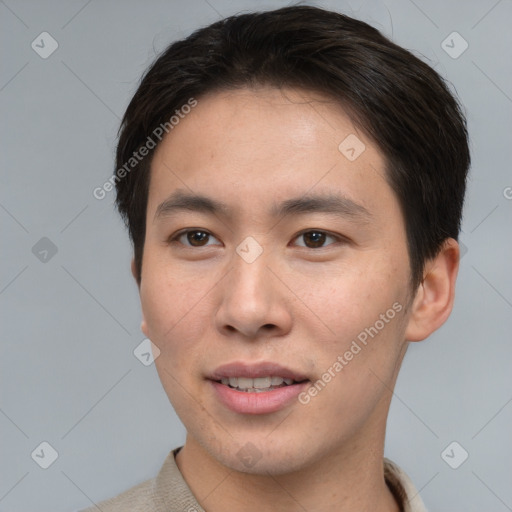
[209,436,317,476]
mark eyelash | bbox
[168,228,346,249]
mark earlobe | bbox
[141,317,149,338]
[131,258,141,289]
[131,258,148,336]
[405,238,460,342]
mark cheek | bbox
[299,282,408,440]
[296,256,407,344]
[291,256,410,418]
[141,270,211,403]
[139,262,210,351]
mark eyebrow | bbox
[153,190,372,223]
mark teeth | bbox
[236,377,253,389]
[221,376,296,391]
[253,377,272,389]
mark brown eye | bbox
[171,230,220,247]
[295,230,338,248]
[303,231,326,248]
[186,230,210,246]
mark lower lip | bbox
[210,380,310,415]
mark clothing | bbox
[79,447,427,512]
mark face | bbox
[137,87,414,475]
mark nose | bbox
[215,251,293,340]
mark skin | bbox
[132,87,460,511]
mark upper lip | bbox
[209,361,309,382]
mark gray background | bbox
[1,0,511,510]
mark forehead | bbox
[147,87,396,222]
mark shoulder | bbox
[76,447,203,512]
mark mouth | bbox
[208,361,311,414]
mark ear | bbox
[405,238,460,342]
[131,258,149,337]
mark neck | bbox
[175,429,400,512]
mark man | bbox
[82,5,470,511]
